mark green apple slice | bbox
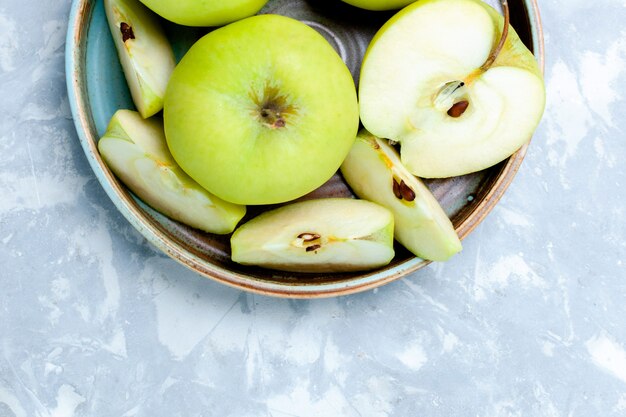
[104,0,175,118]
[341,131,461,261]
[359,0,546,178]
[231,199,395,273]
[137,0,270,27]
[340,0,417,11]
[98,110,246,234]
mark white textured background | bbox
[1,0,626,416]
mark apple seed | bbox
[392,177,416,201]
[447,100,470,118]
[392,178,403,200]
[306,244,322,252]
[399,180,416,202]
[120,22,135,42]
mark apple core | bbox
[251,83,297,130]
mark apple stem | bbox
[480,0,510,71]
[437,2,510,117]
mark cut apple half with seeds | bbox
[341,131,462,261]
[230,198,395,273]
[359,0,546,178]
[105,0,175,118]
[98,110,246,234]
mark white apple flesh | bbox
[359,0,546,178]
[104,0,175,118]
[230,199,395,273]
[98,110,246,234]
[341,131,462,261]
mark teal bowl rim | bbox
[65,0,544,298]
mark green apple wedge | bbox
[341,131,461,261]
[339,0,416,11]
[358,0,546,178]
[98,110,246,234]
[164,15,359,205]
[104,0,175,118]
[231,199,395,273]
[137,0,269,27]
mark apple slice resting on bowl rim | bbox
[65,0,544,298]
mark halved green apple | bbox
[104,0,175,118]
[341,131,461,261]
[358,0,546,178]
[98,110,246,234]
[230,199,395,273]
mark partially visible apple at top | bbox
[339,0,417,11]
[137,0,269,27]
[359,0,546,178]
[164,14,360,205]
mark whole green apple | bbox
[339,0,416,11]
[358,0,546,178]
[164,14,359,205]
[137,0,269,27]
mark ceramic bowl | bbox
[66,0,544,298]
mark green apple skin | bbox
[137,0,269,27]
[231,198,395,273]
[98,110,246,234]
[358,0,546,178]
[164,15,359,205]
[341,131,461,261]
[104,0,175,118]
[340,0,416,11]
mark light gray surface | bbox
[1,0,626,416]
